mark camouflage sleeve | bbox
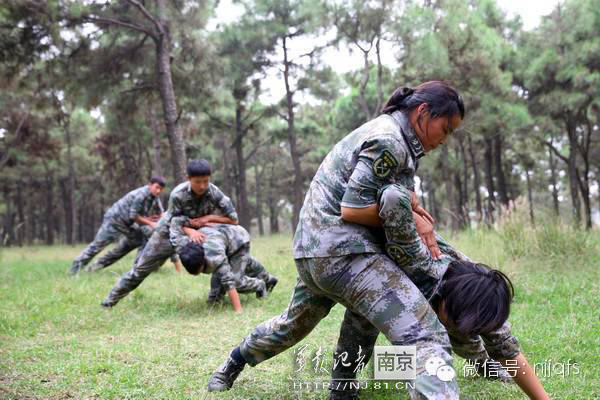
[169,216,191,252]
[212,262,236,291]
[168,187,185,218]
[341,135,410,208]
[378,184,446,297]
[480,322,521,360]
[378,184,430,271]
[211,184,239,223]
[128,190,147,221]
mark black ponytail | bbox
[381,81,465,119]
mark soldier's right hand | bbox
[187,229,206,244]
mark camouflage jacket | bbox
[293,111,424,259]
[170,217,249,290]
[157,182,238,237]
[104,185,163,226]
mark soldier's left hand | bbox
[413,211,442,260]
[411,192,435,225]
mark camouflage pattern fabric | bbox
[378,183,521,361]
[293,111,424,259]
[239,253,458,400]
[69,186,162,273]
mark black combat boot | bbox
[255,280,268,299]
[207,354,246,392]
[266,275,278,292]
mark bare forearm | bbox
[501,353,549,400]
[134,215,156,228]
[341,204,382,227]
[227,288,242,313]
[205,215,238,225]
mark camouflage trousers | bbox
[69,217,134,274]
[88,225,177,272]
[208,245,271,301]
[102,230,175,306]
[239,254,459,400]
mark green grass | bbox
[0,227,598,399]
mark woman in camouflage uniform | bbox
[209,82,465,400]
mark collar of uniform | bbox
[186,181,209,199]
[391,111,425,160]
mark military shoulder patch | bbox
[373,150,399,178]
[386,243,410,265]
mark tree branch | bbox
[84,16,155,39]
[125,0,163,34]
[540,138,568,163]
[204,112,232,129]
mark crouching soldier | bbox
[173,217,278,313]
[69,176,166,275]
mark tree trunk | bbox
[282,36,303,231]
[375,36,384,114]
[484,138,496,226]
[15,184,24,246]
[467,135,482,222]
[217,137,233,196]
[148,103,164,177]
[493,135,509,208]
[268,158,280,234]
[564,118,581,226]
[255,163,264,236]
[524,166,535,226]
[155,3,187,183]
[441,145,457,230]
[45,174,55,245]
[358,48,371,121]
[233,102,251,230]
[2,185,14,246]
[547,142,560,216]
[64,124,77,245]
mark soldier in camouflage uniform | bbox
[68,177,166,275]
[208,82,466,400]
[101,160,239,308]
[171,217,278,302]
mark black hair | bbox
[381,81,465,120]
[433,261,514,335]
[178,242,205,275]
[149,176,166,187]
[186,159,212,177]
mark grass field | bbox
[1,222,599,399]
